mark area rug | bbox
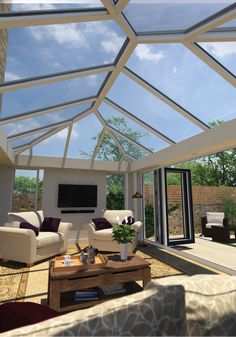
[0,245,184,305]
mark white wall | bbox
[42,168,107,242]
[0,166,14,225]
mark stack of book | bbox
[74,288,99,301]
[100,284,126,296]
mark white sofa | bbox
[2,275,236,336]
[83,210,142,252]
[0,210,72,266]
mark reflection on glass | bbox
[143,171,155,241]
[200,42,236,75]
[0,102,91,137]
[1,74,106,117]
[166,172,185,240]
[124,2,231,33]
[5,21,125,80]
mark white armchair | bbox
[83,210,142,252]
[0,210,72,266]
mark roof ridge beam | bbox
[0,64,115,93]
[106,123,153,155]
[123,67,210,131]
[104,97,175,145]
[0,8,110,29]
[0,96,96,125]
[184,42,236,88]
[92,127,106,161]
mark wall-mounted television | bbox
[58,184,97,208]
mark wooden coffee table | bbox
[48,254,151,312]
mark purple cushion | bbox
[40,217,61,232]
[122,216,135,225]
[20,222,39,236]
[92,217,112,231]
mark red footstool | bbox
[0,302,60,333]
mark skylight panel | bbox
[99,102,169,152]
[1,74,106,117]
[199,42,236,75]
[67,114,103,159]
[123,1,232,33]
[107,74,202,142]
[33,128,68,157]
[127,43,236,125]
[95,134,123,161]
[4,21,125,81]
[0,102,91,137]
[114,134,148,159]
[11,2,103,11]
[10,131,46,149]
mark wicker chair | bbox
[201,212,228,237]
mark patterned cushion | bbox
[154,275,236,336]
[3,283,186,336]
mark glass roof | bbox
[1,1,236,164]
[4,21,125,80]
[123,1,232,33]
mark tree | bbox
[82,117,149,209]
[14,176,43,195]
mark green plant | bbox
[222,195,236,226]
[112,224,135,244]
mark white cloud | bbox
[172,67,177,74]
[55,128,78,140]
[29,24,87,47]
[40,48,53,59]
[202,42,236,59]
[13,3,56,11]
[101,33,124,54]
[135,45,164,62]
[5,72,20,81]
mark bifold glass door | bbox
[164,168,194,245]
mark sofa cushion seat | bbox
[206,223,224,229]
[93,228,113,241]
[36,232,64,248]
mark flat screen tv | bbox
[58,184,97,208]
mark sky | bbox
[1,1,236,160]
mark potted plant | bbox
[112,224,135,260]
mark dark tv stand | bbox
[61,210,95,214]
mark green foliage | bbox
[144,204,154,238]
[222,196,236,226]
[112,224,135,244]
[106,174,124,210]
[14,176,43,195]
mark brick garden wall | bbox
[144,185,236,234]
[0,3,11,109]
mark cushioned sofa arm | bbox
[0,227,37,264]
[58,222,72,234]
[131,221,142,232]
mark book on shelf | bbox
[100,283,126,296]
[74,288,99,301]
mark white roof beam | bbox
[116,0,130,13]
[184,42,236,88]
[91,127,106,161]
[100,0,136,40]
[0,64,114,93]
[0,8,110,29]
[131,118,236,172]
[9,107,93,143]
[93,38,137,111]
[123,67,210,131]
[0,96,95,125]
[137,30,236,44]
[185,4,236,38]
[106,128,135,161]
[106,124,153,155]
[105,97,175,145]
[62,123,73,164]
